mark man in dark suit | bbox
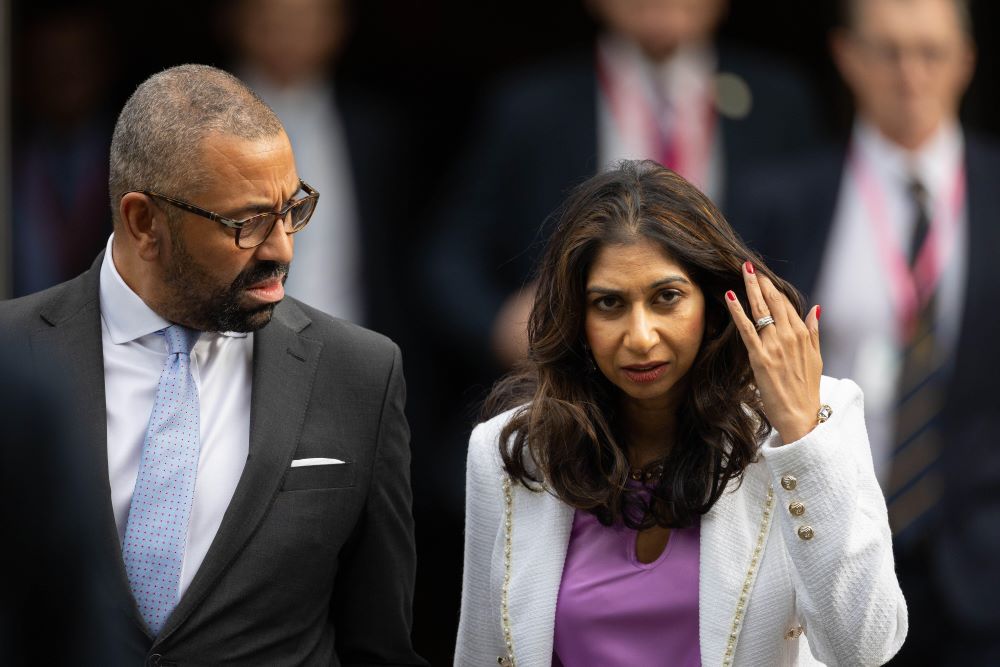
[0,64,424,666]
[731,1,1000,663]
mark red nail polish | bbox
[816,305,822,321]
[726,290,737,302]
[744,261,754,274]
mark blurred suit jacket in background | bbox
[0,346,127,666]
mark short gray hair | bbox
[108,64,285,227]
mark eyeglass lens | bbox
[238,196,317,248]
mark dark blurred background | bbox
[4,1,1000,663]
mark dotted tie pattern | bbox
[122,324,202,635]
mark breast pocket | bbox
[281,462,357,491]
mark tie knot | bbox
[908,177,929,206]
[162,324,201,356]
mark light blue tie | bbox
[122,324,202,635]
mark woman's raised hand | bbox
[725,261,823,445]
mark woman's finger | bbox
[778,291,811,336]
[757,274,792,331]
[742,261,771,324]
[804,304,821,349]
[725,289,762,354]
[743,260,777,334]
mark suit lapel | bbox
[699,462,775,666]
[29,257,150,634]
[158,300,323,641]
[943,137,1000,414]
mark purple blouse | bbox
[552,506,701,666]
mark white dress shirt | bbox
[596,34,724,201]
[100,235,252,597]
[244,71,364,324]
[814,120,967,485]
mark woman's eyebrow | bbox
[649,275,691,289]
[585,286,620,295]
[586,275,690,295]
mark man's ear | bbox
[957,37,977,93]
[119,193,169,262]
[829,28,859,91]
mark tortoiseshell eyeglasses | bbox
[122,180,319,249]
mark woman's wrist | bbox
[775,404,832,446]
[777,421,814,446]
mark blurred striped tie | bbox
[887,178,945,543]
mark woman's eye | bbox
[593,296,619,311]
[656,290,681,305]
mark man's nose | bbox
[255,215,294,264]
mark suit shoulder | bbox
[755,145,845,184]
[0,290,46,323]
[719,43,811,89]
[731,144,845,212]
[288,298,399,356]
[966,132,1000,169]
[0,275,94,331]
[483,53,594,125]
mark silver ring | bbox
[755,315,776,332]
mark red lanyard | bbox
[849,143,965,335]
[595,44,716,181]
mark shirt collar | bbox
[98,235,248,344]
[99,234,171,344]
[853,118,964,199]
[601,33,716,100]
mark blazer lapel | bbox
[29,257,150,634]
[158,299,323,641]
[699,463,775,666]
[506,483,574,667]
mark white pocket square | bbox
[290,457,346,468]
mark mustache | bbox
[231,262,290,290]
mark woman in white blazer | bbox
[456,160,906,666]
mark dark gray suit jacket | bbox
[0,255,426,666]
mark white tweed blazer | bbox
[456,376,907,666]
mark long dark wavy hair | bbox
[483,160,805,529]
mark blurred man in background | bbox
[225,0,410,339]
[733,1,1000,662]
[11,6,115,295]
